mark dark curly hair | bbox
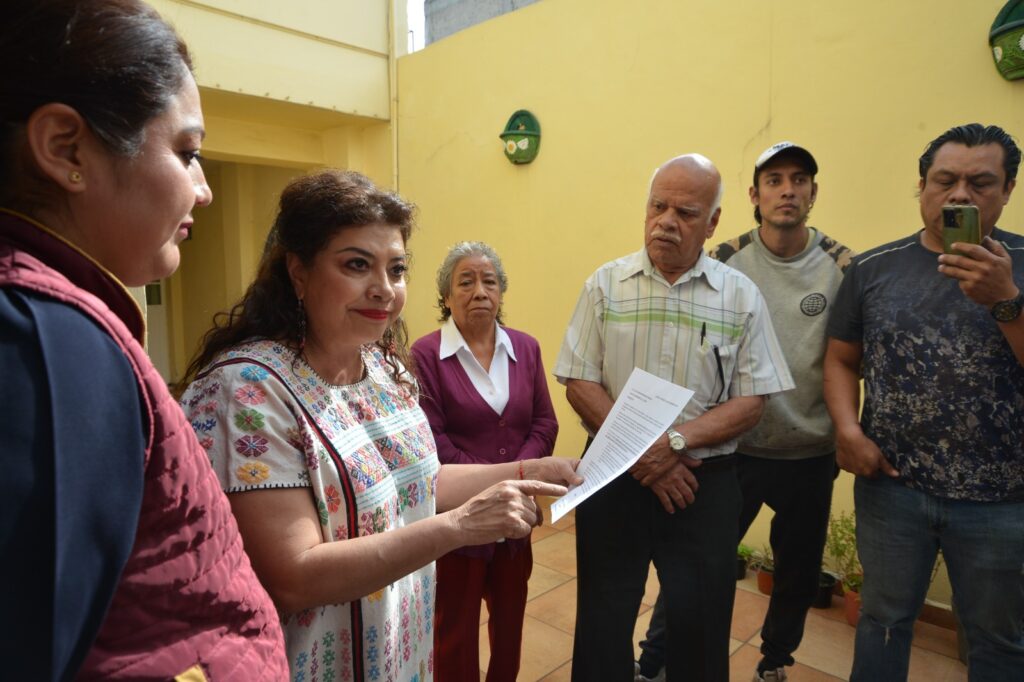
[179,169,416,393]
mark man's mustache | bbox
[650,231,681,244]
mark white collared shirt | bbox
[554,248,794,458]
[439,318,516,415]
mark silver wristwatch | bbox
[667,428,688,454]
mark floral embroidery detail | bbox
[198,435,214,451]
[306,445,322,472]
[191,417,217,435]
[359,503,391,535]
[234,434,269,457]
[240,365,269,382]
[234,408,265,432]
[317,498,329,526]
[324,484,341,513]
[184,341,439,681]
[346,399,367,422]
[236,461,270,484]
[234,384,266,405]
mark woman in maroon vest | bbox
[0,1,287,679]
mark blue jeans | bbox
[851,476,1024,682]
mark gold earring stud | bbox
[68,170,82,183]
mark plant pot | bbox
[736,557,748,580]
[756,568,774,595]
[813,572,838,609]
[844,590,861,627]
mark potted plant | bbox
[736,544,754,581]
[813,569,839,609]
[825,511,863,626]
[749,546,775,595]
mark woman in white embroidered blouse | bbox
[179,169,580,682]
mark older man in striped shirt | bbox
[555,154,793,682]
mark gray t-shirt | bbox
[711,228,853,459]
[827,228,1024,502]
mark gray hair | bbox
[436,241,508,323]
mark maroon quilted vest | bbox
[0,211,287,680]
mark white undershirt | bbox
[439,318,516,416]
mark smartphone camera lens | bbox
[942,209,960,229]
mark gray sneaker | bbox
[752,667,787,682]
[634,661,666,682]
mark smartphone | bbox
[941,205,981,255]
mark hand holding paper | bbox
[550,368,694,523]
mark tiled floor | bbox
[475,503,968,681]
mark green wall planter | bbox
[499,110,541,164]
[991,0,1024,80]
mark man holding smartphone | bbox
[636,142,854,682]
[825,123,1024,680]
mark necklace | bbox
[300,348,368,388]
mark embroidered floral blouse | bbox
[181,339,440,682]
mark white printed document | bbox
[549,368,694,524]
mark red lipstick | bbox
[355,309,389,320]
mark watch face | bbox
[668,433,685,451]
[992,294,1024,323]
[993,300,1022,322]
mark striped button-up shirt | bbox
[554,248,794,459]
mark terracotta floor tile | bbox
[549,509,575,531]
[729,644,765,682]
[537,660,572,681]
[496,527,968,681]
[737,574,762,595]
[790,610,855,679]
[527,561,574,602]
[812,595,852,625]
[531,532,578,576]
[641,565,660,607]
[530,524,559,543]
[731,588,769,642]
[563,523,576,535]
[912,619,960,660]
[779,663,846,681]
[481,615,574,680]
[907,645,968,682]
[632,601,654,657]
[731,643,846,681]
[525,579,577,635]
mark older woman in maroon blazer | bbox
[411,241,558,682]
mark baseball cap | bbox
[753,141,818,182]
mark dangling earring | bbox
[297,298,307,351]
[382,326,396,354]
[68,170,82,184]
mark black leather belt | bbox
[694,454,736,474]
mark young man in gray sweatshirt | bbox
[635,142,854,682]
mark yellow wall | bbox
[397,0,1024,605]
[146,1,405,377]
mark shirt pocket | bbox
[694,342,740,407]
